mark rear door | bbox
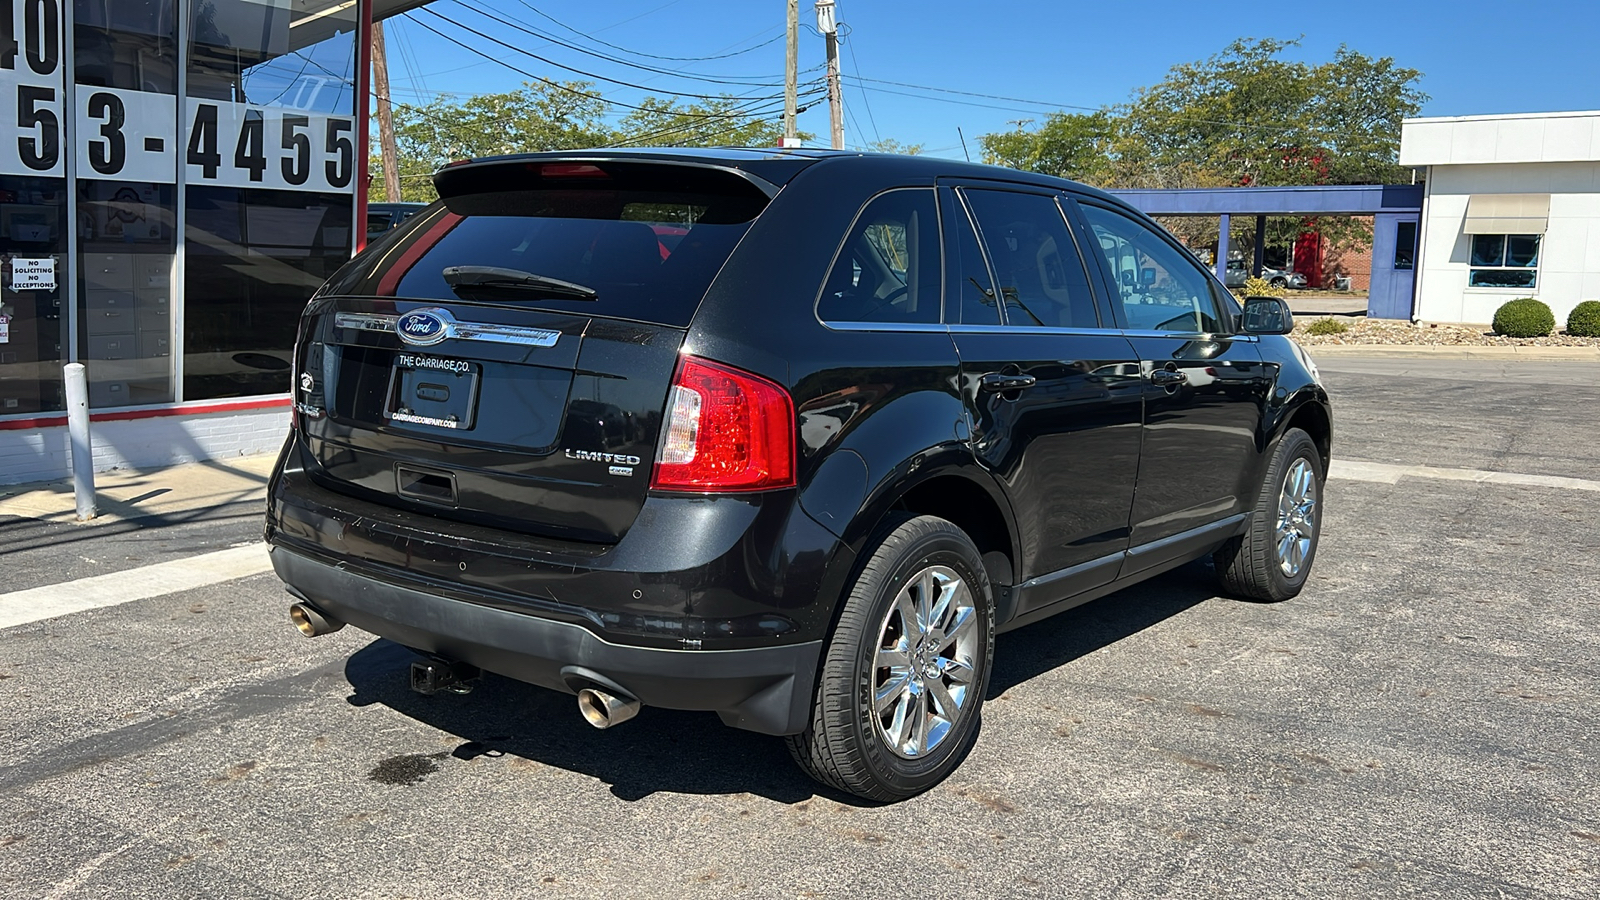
[942,184,1142,601]
[1072,199,1269,574]
[294,160,772,543]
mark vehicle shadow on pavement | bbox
[339,563,1218,805]
[987,562,1217,699]
[342,639,829,805]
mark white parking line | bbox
[1330,459,1600,492]
[0,543,272,630]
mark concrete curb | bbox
[1303,343,1600,360]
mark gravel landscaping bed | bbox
[1292,316,1600,347]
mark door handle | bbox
[1150,369,1187,386]
[979,372,1037,393]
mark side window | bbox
[962,189,1100,329]
[1080,204,1227,334]
[818,189,941,325]
[951,197,1000,325]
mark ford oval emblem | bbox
[396,308,452,346]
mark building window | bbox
[1469,234,1539,289]
[1394,221,1416,270]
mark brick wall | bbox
[0,407,288,486]
[1322,216,1376,291]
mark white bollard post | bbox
[63,362,97,521]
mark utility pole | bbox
[816,0,842,149]
[371,19,402,202]
[782,0,800,147]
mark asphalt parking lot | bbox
[3,354,1598,899]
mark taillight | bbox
[651,356,796,493]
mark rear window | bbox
[329,164,769,326]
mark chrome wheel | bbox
[1276,458,1318,577]
[871,565,978,759]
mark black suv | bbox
[267,149,1330,801]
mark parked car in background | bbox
[269,149,1331,801]
[366,202,427,242]
[1263,265,1308,289]
[1223,259,1307,289]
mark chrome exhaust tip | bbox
[288,602,343,637]
[577,687,640,729]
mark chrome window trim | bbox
[822,321,951,334]
[946,324,1258,341]
[947,324,1119,338]
[822,322,1260,340]
[1121,328,1257,342]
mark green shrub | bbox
[1305,318,1349,336]
[1566,300,1600,337]
[1242,275,1276,298]
[1491,297,1555,337]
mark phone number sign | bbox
[1,0,353,194]
[182,99,354,193]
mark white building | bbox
[1401,110,1600,325]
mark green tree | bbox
[373,80,615,202]
[1120,37,1425,188]
[864,138,925,155]
[979,110,1116,185]
[373,86,826,200]
[978,37,1425,256]
[613,96,792,148]
[980,38,1426,192]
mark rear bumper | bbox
[272,545,821,735]
[265,435,850,735]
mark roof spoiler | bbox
[433,156,784,201]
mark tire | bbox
[1270,276,1288,288]
[1214,427,1324,602]
[785,514,996,802]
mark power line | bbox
[842,74,1363,140]
[286,27,816,152]
[390,17,427,98]
[846,74,1100,113]
[592,0,686,35]
[608,86,825,148]
[409,10,799,113]
[448,0,795,88]
[512,1,784,63]
[839,25,880,145]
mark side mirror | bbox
[1139,267,1157,286]
[1241,296,1294,335]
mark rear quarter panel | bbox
[686,157,1016,630]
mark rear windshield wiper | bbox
[442,265,598,300]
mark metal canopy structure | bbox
[1113,184,1423,217]
[1109,184,1425,320]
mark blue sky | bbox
[380,0,1600,159]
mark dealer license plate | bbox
[385,353,480,430]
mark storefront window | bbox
[75,0,180,407]
[0,0,361,419]
[184,185,350,399]
[0,1,68,414]
[184,0,357,401]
